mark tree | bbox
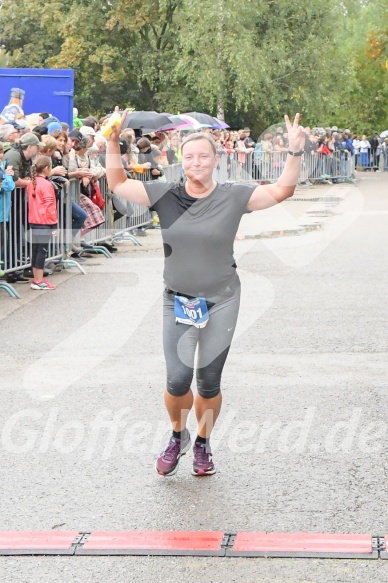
[0,0,384,134]
[329,0,388,133]
[174,0,356,134]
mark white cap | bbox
[73,107,78,116]
[80,125,96,136]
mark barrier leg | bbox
[112,232,142,246]
[0,282,21,299]
[79,244,113,259]
[60,258,86,275]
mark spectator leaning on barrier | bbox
[88,140,106,179]
[0,123,22,150]
[80,125,96,144]
[303,132,319,182]
[260,132,273,166]
[236,133,254,172]
[273,135,288,178]
[50,130,69,172]
[376,136,382,169]
[53,129,87,255]
[95,135,107,158]
[120,129,139,164]
[223,131,234,154]
[212,130,226,155]
[272,126,284,147]
[94,134,108,171]
[150,149,165,181]
[138,137,161,179]
[0,149,15,274]
[304,132,318,154]
[243,128,255,149]
[344,131,354,156]
[369,134,380,169]
[63,130,95,182]
[41,135,69,201]
[153,131,169,166]
[64,133,107,240]
[359,134,371,167]
[352,135,361,165]
[83,129,106,179]
[3,132,43,187]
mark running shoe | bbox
[155,432,191,476]
[30,280,56,290]
[192,442,216,476]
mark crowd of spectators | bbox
[1,109,388,288]
[209,125,388,182]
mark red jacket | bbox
[27,176,58,226]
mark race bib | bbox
[174,295,209,328]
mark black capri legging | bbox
[29,224,56,270]
[163,276,241,399]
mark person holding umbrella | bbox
[106,109,305,477]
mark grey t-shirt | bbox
[144,181,256,296]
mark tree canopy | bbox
[0,0,387,134]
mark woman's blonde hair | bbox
[41,135,58,153]
[181,132,217,155]
[120,129,135,143]
[31,156,52,197]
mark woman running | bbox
[106,111,305,477]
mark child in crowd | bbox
[26,156,58,290]
[151,149,166,181]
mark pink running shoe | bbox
[192,442,216,476]
[155,432,191,476]
[30,280,56,290]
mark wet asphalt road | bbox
[0,173,387,582]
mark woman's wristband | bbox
[287,150,304,156]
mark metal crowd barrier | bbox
[0,176,153,298]
[354,148,384,172]
[213,151,356,183]
[384,149,388,172]
[163,163,182,182]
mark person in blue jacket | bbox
[0,147,16,272]
[344,134,355,156]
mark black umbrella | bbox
[122,111,174,131]
[185,112,219,127]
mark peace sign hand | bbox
[285,113,306,152]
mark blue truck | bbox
[0,68,74,127]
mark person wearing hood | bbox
[72,107,83,128]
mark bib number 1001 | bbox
[182,305,203,320]
[174,295,209,328]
